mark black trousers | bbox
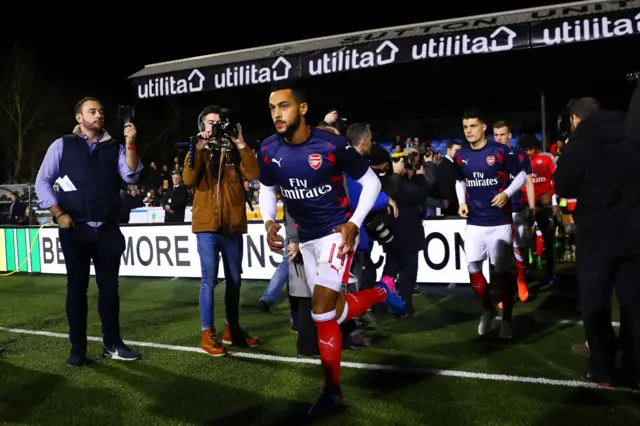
[576,249,640,381]
[534,206,556,277]
[383,250,419,315]
[59,222,126,349]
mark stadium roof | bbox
[129,0,640,98]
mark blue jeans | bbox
[261,244,290,305]
[196,233,243,330]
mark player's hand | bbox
[57,213,75,229]
[387,197,399,218]
[491,192,509,208]
[230,123,247,149]
[540,192,551,205]
[552,205,560,216]
[287,243,300,262]
[333,221,359,257]
[527,208,536,227]
[265,221,285,254]
[124,123,137,146]
[458,203,469,218]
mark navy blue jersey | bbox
[259,128,370,243]
[454,141,521,226]
[511,147,532,213]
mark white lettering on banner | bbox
[33,219,489,284]
[308,41,399,76]
[532,176,547,184]
[137,69,204,99]
[412,26,517,60]
[539,13,640,45]
[213,57,292,89]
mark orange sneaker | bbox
[517,279,529,303]
[201,328,226,357]
[223,323,259,348]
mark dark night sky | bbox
[1,0,639,166]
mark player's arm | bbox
[521,154,536,211]
[257,156,278,231]
[339,143,381,230]
[502,147,527,198]
[452,151,468,217]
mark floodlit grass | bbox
[1,269,638,425]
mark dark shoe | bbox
[257,299,270,313]
[308,387,343,420]
[103,343,141,361]
[583,370,613,387]
[223,323,259,347]
[67,346,87,367]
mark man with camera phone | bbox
[182,105,260,357]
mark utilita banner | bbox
[131,4,640,99]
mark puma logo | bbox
[330,265,340,274]
[271,158,283,167]
[320,337,335,348]
[462,159,468,165]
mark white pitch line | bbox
[494,317,620,327]
[0,326,631,392]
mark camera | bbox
[364,209,398,253]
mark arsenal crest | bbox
[309,153,322,170]
[486,156,495,166]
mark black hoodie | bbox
[555,82,640,259]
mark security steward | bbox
[555,82,640,388]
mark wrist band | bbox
[127,145,136,151]
[56,213,66,220]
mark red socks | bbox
[312,311,342,390]
[515,258,527,283]
[341,288,386,321]
[470,272,493,310]
[536,231,544,258]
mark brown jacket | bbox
[182,146,259,235]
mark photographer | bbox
[554,82,640,387]
[182,104,260,357]
[386,147,433,315]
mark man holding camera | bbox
[387,147,433,315]
[182,105,260,357]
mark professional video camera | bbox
[190,107,238,152]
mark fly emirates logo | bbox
[280,178,332,200]
[466,172,498,187]
[532,173,548,184]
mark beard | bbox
[276,114,301,140]
[81,117,104,132]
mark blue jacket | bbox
[345,174,389,251]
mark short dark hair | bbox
[271,79,308,105]
[493,120,510,131]
[345,123,371,147]
[569,97,600,120]
[446,139,461,150]
[75,97,101,114]
[200,104,221,122]
[462,109,486,124]
[518,134,540,150]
